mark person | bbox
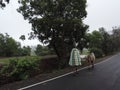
[69,48,81,73]
[87,52,95,68]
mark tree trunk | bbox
[53,44,60,60]
[53,41,68,69]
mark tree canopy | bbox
[86,26,120,57]
[18,0,89,62]
[0,0,9,8]
[19,35,25,41]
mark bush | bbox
[89,48,103,58]
[0,57,40,80]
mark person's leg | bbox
[75,66,79,74]
[75,67,77,72]
[91,61,94,68]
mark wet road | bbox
[21,54,120,90]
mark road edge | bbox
[18,54,118,90]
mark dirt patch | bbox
[0,54,115,90]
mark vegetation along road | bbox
[18,53,120,90]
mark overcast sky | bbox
[84,0,120,32]
[0,0,120,46]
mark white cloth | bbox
[69,48,81,66]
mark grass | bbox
[0,58,10,64]
[0,56,41,64]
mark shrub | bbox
[0,57,40,80]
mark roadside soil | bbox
[0,54,116,90]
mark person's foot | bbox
[76,71,79,74]
[92,65,94,68]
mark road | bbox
[20,54,120,90]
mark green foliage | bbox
[0,33,20,57]
[0,33,32,57]
[99,27,113,55]
[111,27,120,51]
[0,56,41,64]
[0,65,10,76]
[88,30,103,49]
[0,57,40,80]
[89,48,103,58]
[19,35,25,41]
[21,46,31,56]
[87,29,110,57]
[88,27,120,57]
[19,35,26,46]
[0,58,11,64]
[18,0,89,63]
[35,44,55,56]
[0,0,9,8]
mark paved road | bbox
[22,54,120,90]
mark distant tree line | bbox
[35,44,55,56]
[87,27,120,58]
[0,33,55,57]
[0,33,31,57]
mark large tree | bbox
[18,0,88,64]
